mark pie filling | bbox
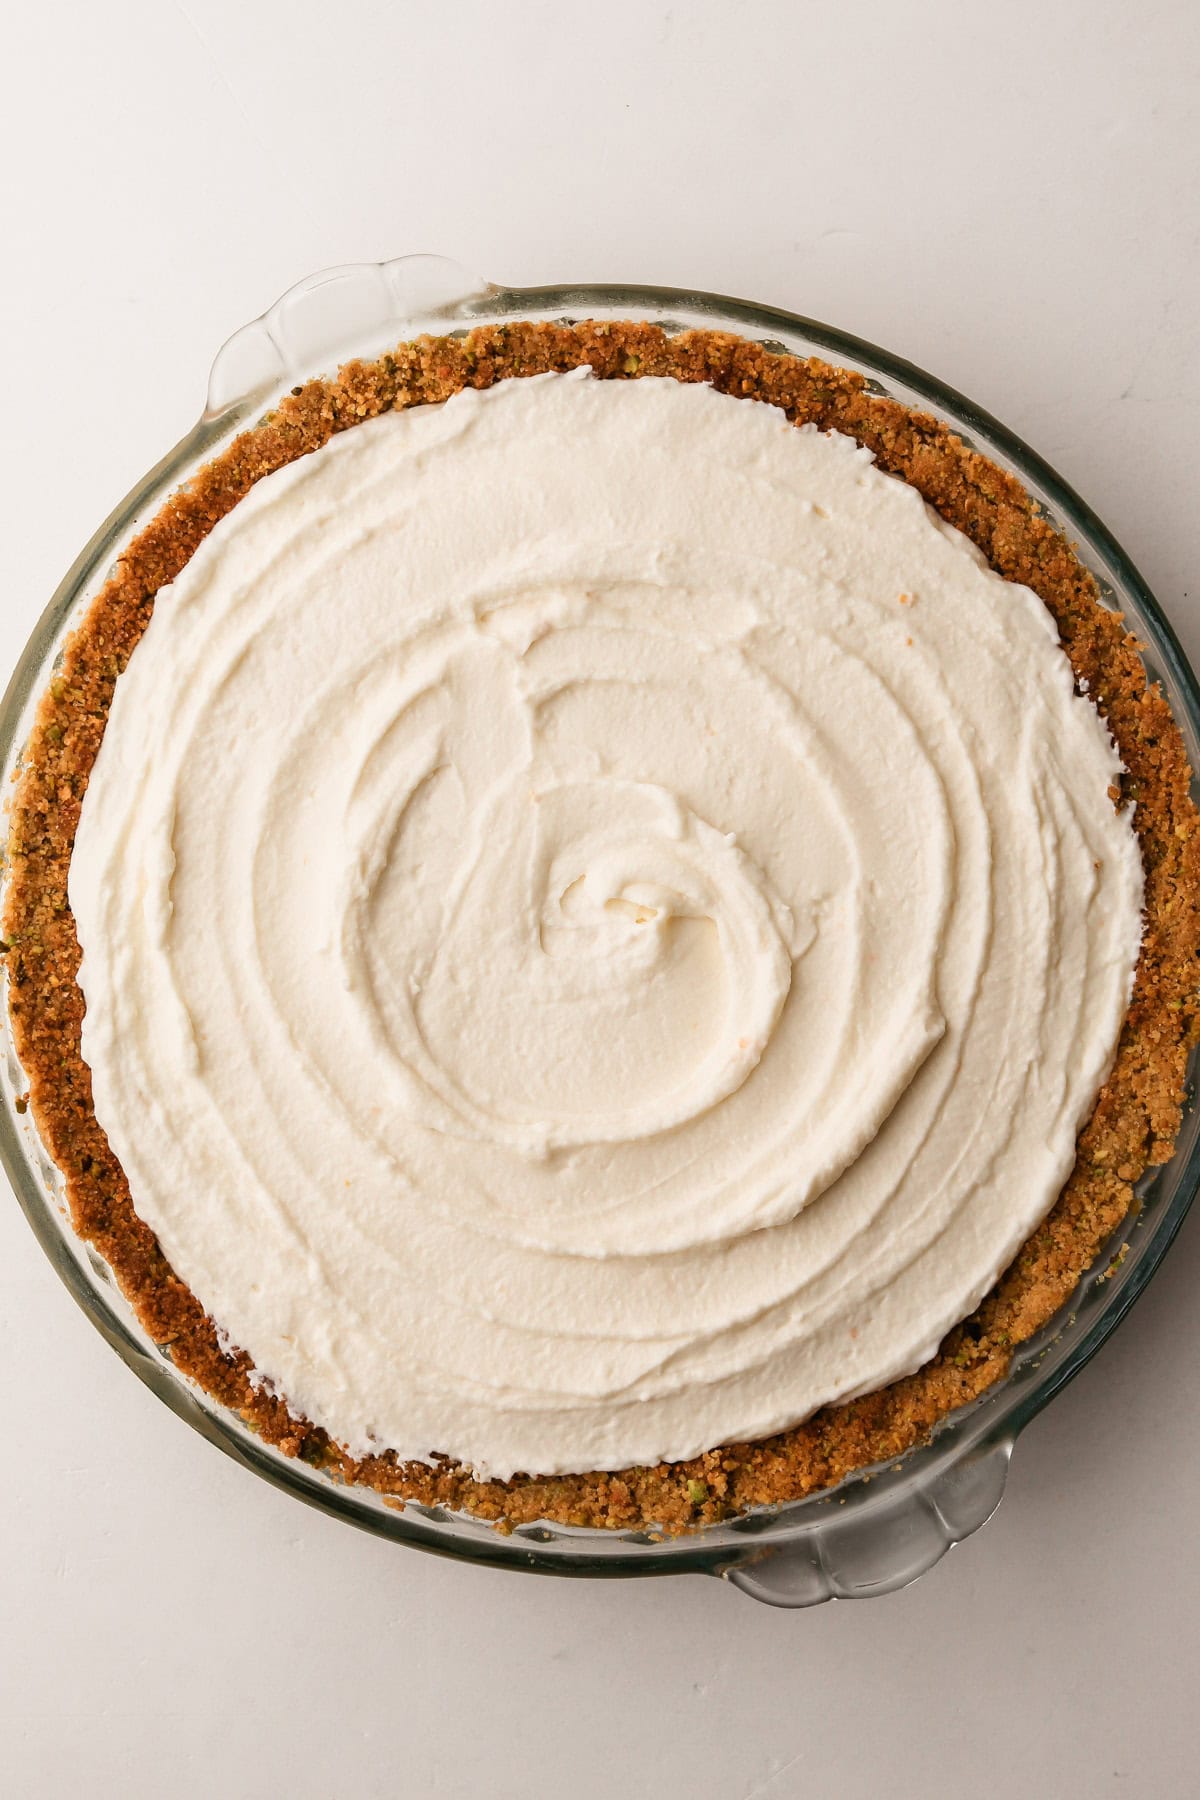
[68,370,1142,1479]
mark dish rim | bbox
[2,259,1197,1602]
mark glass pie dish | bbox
[2,256,1198,1607]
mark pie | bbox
[5,319,1197,1532]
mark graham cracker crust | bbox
[4,320,1199,1533]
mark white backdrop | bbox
[2,3,1197,1795]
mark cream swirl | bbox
[71,370,1143,1478]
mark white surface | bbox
[1,1,1197,1794]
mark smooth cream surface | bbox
[72,371,1143,1478]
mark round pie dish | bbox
[3,257,1199,1605]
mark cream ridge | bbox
[70,370,1144,1479]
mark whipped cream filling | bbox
[71,370,1144,1479]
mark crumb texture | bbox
[5,321,1199,1533]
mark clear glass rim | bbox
[2,267,1198,1591]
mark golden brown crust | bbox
[5,320,1199,1533]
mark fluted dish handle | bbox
[723,1436,1013,1607]
[204,254,496,419]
